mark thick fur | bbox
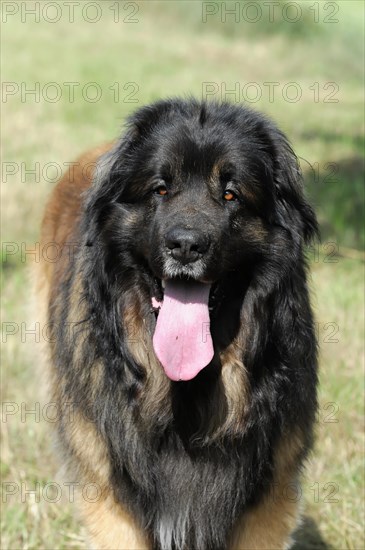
[38,99,318,550]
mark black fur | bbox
[51,99,318,550]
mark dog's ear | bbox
[273,133,319,244]
[87,100,178,203]
[128,99,176,138]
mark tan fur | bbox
[123,300,172,424]
[219,334,250,436]
[210,159,225,183]
[230,433,304,549]
[38,144,113,320]
[66,408,149,549]
[37,144,150,549]
[40,144,112,251]
[66,411,110,486]
[80,495,149,550]
[244,219,269,242]
[34,146,112,446]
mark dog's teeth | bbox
[161,280,166,290]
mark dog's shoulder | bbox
[41,143,112,246]
[39,143,112,291]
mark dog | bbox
[38,98,318,549]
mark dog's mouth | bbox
[152,277,220,308]
[151,277,218,382]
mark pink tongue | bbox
[152,280,214,381]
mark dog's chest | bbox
[141,444,247,550]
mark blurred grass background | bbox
[1,1,364,548]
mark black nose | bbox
[165,227,210,264]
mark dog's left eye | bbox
[223,190,238,202]
[154,185,168,196]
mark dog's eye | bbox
[223,190,238,202]
[154,185,168,196]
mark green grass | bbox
[1,1,364,548]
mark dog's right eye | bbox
[154,185,168,196]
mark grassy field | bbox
[1,1,364,549]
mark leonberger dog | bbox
[38,99,318,549]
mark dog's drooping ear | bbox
[126,99,175,138]
[273,133,319,245]
[87,100,178,204]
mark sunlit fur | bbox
[39,99,318,550]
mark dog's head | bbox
[84,99,318,381]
